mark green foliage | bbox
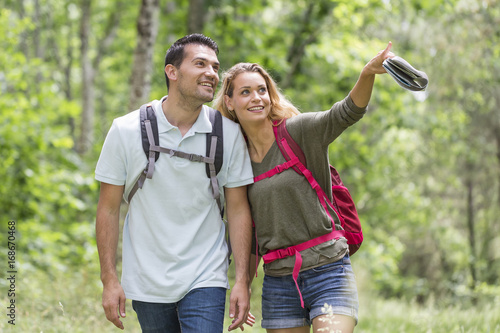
[0,9,97,275]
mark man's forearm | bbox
[96,211,120,285]
[229,213,252,284]
[95,183,124,285]
[225,186,252,285]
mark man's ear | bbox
[224,95,233,111]
[165,64,177,82]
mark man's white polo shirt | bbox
[95,97,253,302]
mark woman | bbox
[214,42,394,333]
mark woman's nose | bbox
[251,91,261,101]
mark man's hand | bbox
[102,281,127,330]
[227,280,250,331]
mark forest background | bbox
[1,0,499,332]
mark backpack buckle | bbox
[188,154,202,162]
[276,247,296,259]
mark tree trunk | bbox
[496,127,500,211]
[33,0,42,59]
[187,0,206,34]
[466,174,477,289]
[65,6,75,142]
[77,0,121,155]
[282,3,318,89]
[128,0,160,111]
[18,0,29,58]
[77,0,94,155]
[32,0,43,90]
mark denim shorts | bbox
[132,287,226,333]
[261,255,358,329]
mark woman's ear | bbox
[165,64,177,83]
[224,95,233,111]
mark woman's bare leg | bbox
[268,326,310,333]
[312,314,355,333]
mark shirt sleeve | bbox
[224,123,254,188]
[95,119,128,185]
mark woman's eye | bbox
[259,88,267,93]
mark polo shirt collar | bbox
[154,96,212,134]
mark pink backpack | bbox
[253,118,363,307]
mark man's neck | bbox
[162,94,204,136]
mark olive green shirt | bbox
[249,95,366,276]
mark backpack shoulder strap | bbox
[140,103,160,162]
[206,107,223,177]
[274,119,306,172]
[128,103,159,203]
[205,107,224,215]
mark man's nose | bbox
[205,66,218,79]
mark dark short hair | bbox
[164,34,219,89]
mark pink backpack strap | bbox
[253,156,300,182]
[274,120,306,172]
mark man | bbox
[95,34,253,332]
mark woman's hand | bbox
[349,42,395,108]
[238,311,256,331]
[362,41,395,76]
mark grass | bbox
[356,296,500,333]
[1,262,499,333]
[0,266,142,333]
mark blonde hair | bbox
[213,63,300,123]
